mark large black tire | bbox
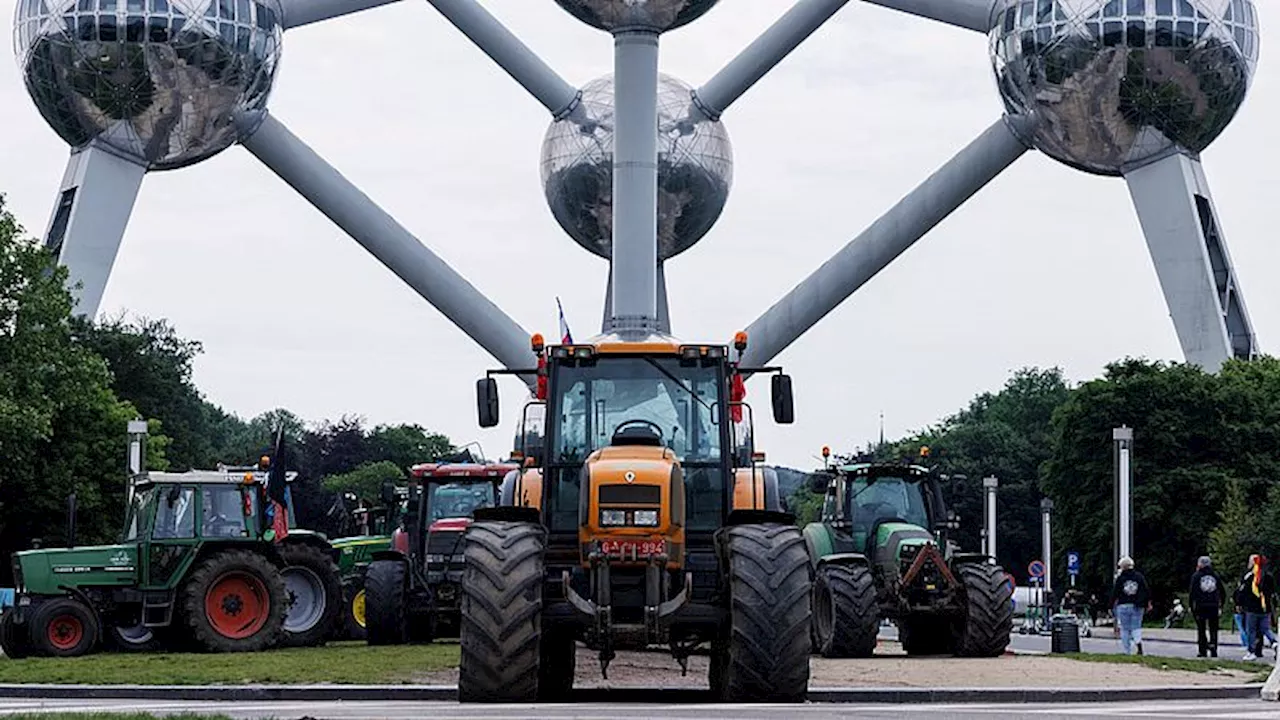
[813,563,878,658]
[0,610,30,659]
[278,543,343,648]
[180,549,286,653]
[342,581,368,641]
[715,523,811,702]
[105,608,164,653]
[953,562,1014,657]
[537,630,577,701]
[29,597,99,658]
[365,559,409,646]
[458,521,546,703]
[899,616,954,656]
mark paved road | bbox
[0,698,1278,719]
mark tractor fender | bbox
[815,553,870,570]
[281,532,339,564]
[370,549,409,564]
[949,552,994,568]
[193,541,286,569]
[802,523,835,566]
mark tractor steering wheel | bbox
[612,419,665,444]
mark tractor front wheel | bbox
[30,597,99,658]
[279,543,343,648]
[813,563,879,658]
[343,584,368,641]
[714,523,811,702]
[364,559,409,646]
[181,549,286,653]
[953,562,1014,657]
[458,521,546,703]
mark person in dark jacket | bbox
[1189,555,1226,657]
[1234,554,1277,660]
[1111,556,1151,655]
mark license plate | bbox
[600,539,666,558]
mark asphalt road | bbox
[0,698,1277,719]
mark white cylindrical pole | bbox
[983,476,998,563]
[1041,498,1054,598]
[1114,427,1134,567]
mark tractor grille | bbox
[426,532,466,567]
[599,485,661,505]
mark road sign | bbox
[1028,559,1045,579]
[1066,551,1081,576]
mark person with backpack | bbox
[1189,555,1226,657]
[1111,556,1150,655]
[1234,554,1277,661]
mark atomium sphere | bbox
[13,0,283,171]
[990,0,1259,176]
[554,0,718,33]
[541,73,733,261]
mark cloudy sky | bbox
[0,1,1275,470]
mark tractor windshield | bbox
[124,487,154,541]
[426,482,495,522]
[551,357,722,465]
[845,476,929,540]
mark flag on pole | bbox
[557,297,573,344]
[265,426,289,541]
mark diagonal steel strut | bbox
[740,116,1031,367]
[279,0,402,29]
[861,0,994,32]
[239,112,534,377]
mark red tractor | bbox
[362,460,516,644]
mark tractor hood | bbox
[872,522,934,568]
[587,445,678,482]
[15,544,139,595]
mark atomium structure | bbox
[12,0,1263,377]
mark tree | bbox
[365,424,453,472]
[322,461,406,502]
[0,194,169,581]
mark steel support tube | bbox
[741,117,1030,366]
[424,0,580,117]
[861,0,993,32]
[694,0,851,119]
[279,0,402,29]
[240,113,533,373]
[609,30,660,332]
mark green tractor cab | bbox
[802,452,1013,658]
[0,425,342,658]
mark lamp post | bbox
[1041,497,1054,600]
[982,476,999,562]
[1113,426,1134,568]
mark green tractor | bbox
[330,483,412,640]
[802,450,1013,658]
[0,423,342,658]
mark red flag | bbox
[730,372,746,423]
[536,354,547,400]
[271,499,288,541]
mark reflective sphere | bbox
[553,0,718,33]
[14,0,283,171]
[990,0,1259,176]
[541,73,733,261]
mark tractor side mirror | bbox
[809,472,833,493]
[380,480,397,505]
[477,377,499,428]
[771,374,794,425]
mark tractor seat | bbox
[611,425,663,447]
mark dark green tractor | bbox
[802,456,1012,658]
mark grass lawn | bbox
[0,642,459,685]
[1066,652,1271,682]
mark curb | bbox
[0,683,1261,704]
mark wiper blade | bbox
[643,357,714,415]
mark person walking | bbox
[1234,554,1276,661]
[1111,556,1150,655]
[1189,555,1226,657]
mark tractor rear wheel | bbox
[953,563,1014,657]
[715,523,811,702]
[458,521,546,703]
[0,610,30,659]
[365,559,409,646]
[899,616,954,656]
[30,597,99,657]
[181,549,286,653]
[813,563,878,658]
[279,543,343,648]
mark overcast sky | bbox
[1,1,1276,470]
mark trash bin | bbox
[1051,615,1081,653]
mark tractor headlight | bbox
[633,510,659,527]
[600,510,627,526]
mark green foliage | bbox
[1209,478,1255,587]
[789,485,824,527]
[0,641,458,684]
[322,460,406,502]
[0,195,169,579]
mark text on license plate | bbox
[600,540,666,558]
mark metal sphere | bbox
[553,0,718,33]
[14,0,283,171]
[540,73,733,261]
[990,0,1259,176]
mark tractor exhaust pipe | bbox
[125,419,149,519]
[66,492,77,549]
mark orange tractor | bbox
[460,330,810,702]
